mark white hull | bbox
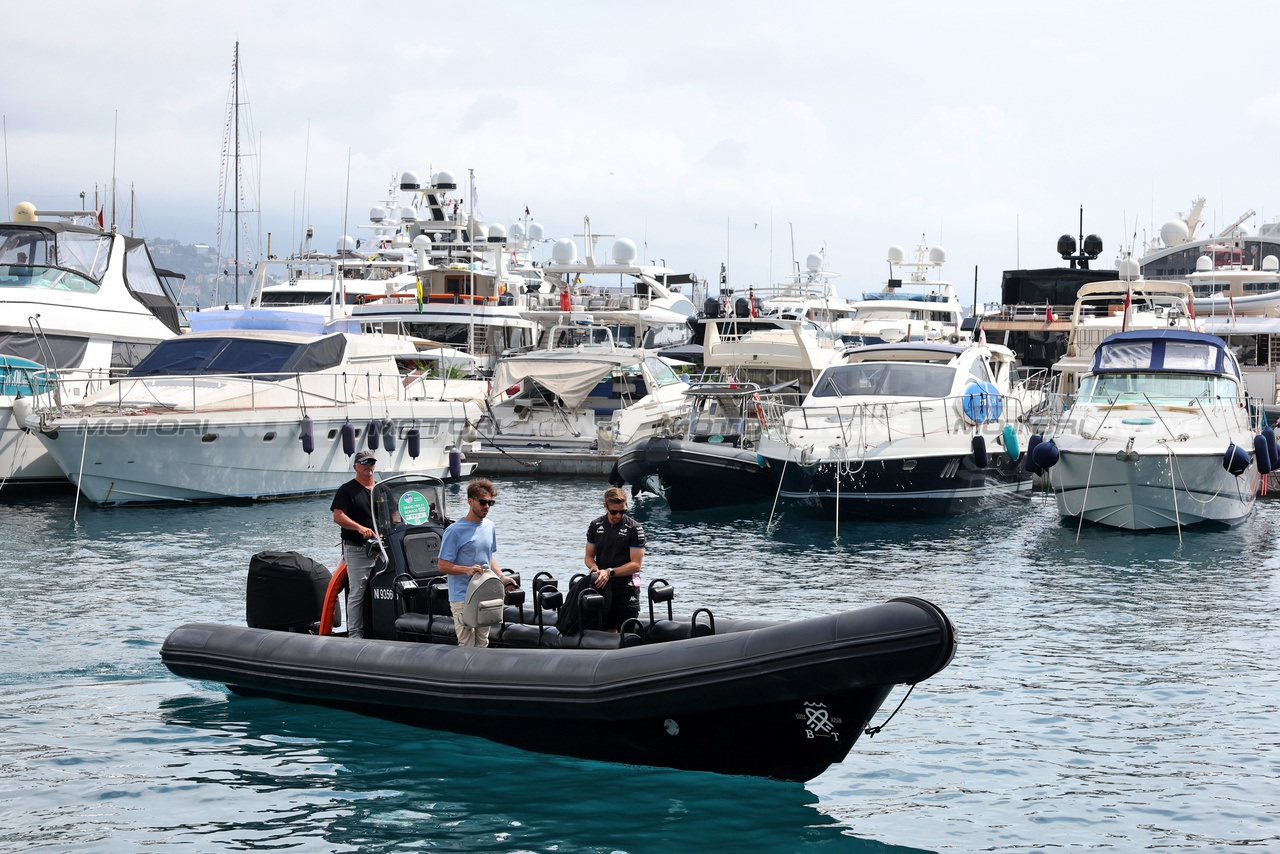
[35,406,477,505]
[1050,448,1257,529]
[0,406,66,487]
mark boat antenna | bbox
[234,42,240,302]
[3,114,9,216]
[299,120,310,256]
[789,221,797,282]
[342,145,352,287]
[111,110,118,231]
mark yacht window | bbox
[1163,342,1218,372]
[968,360,993,382]
[1080,372,1227,402]
[124,243,167,296]
[644,357,682,386]
[812,363,956,398]
[0,227,108,292]
[111,341,155,371]
[0,332,89,369]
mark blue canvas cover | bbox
[1090,330,1235,377]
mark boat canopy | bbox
[493,352,643,410]
[128,333,348,377]
[1090,330,1235,377]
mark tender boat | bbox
[757,341,1039,519]
[0,206,182,491]
[1033,329,1262,530]
[160,475,957,782]
[615,380,802,510]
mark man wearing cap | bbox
[330,452,379,639]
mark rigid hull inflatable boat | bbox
[161,476,956,782]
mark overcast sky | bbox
[5,1,1280,305]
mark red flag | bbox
[97,209,104,229]
[1045,304,1054,323]
[1229,292,1236,321]
[524,205,530,216]
[1121,287,1131,333]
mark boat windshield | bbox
[127,335,346,377]
[812,363,956,398]
[0,227,112,293]
[1078,372,1237,403]
[643,357,683,386]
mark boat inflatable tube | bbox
[341,422,357,456]
[1254,435,1273,475]
[1002,425,1020,460]
[406,428,421,459]
[299,415,314,455]
[1031,440,1059,470]
[161,596,956,782]
[1024,434,1043,474]
[1264,426,1278,469]
[366,419,380,451]
[1223,443,1250,477]
[971,435,989,468]
[960,381,1003,424]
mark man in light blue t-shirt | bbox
[438,478,516,647]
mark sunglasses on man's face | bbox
[606,505,626,516]
[475,498,496,507]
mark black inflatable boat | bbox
[161,476,957,782]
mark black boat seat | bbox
[394,612,458,644]
[646,619,715,643]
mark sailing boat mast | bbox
[234,41,241,302]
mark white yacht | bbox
[754,250,856,338]
[481,323,691,452]
[1139,196,1280,281]
[1035,330,1259,530]
[756,341,1037,519]
[25,261,481,505]
[843,240,968,346]
[0,204,182,492]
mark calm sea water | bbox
[1,478,1277,853]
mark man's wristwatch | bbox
[608,568,615,578]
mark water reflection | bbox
[158,693,935,853]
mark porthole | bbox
[328,429,338,439]
[263,432,276,442]
[201,434,218,443]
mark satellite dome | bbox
[369,206,386,223]
[612,238,638,264]
[1196,255,1214,272]
[400,170,421,191]
[805,252,823,272]
[510,222,526,241]
[1264,255,1279,271]
[887,245,906,264]
[488,223,507,243]
[928,246,946,265]
[399,206,417,222]
[412,234,432,249]
[1117,257,1141,280]
[11,201,36,222]
[1160,218,1190,247]
[337,235,356,253]
[1082,234,1103,258]
[434,170,457,190]
[528,222,545,241]
[551,238,578,263]
[1057,234,1077,258]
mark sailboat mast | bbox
[234,40,241,303]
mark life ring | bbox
[318,561,349,635]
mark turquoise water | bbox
[1,479,1278,852]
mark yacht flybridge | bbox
[843,240,968,346]
[0,204,183,491]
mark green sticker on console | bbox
[399,491,431,525]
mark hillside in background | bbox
[146,239,257,309]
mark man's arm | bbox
[333,509,373,541]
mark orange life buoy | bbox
[318,561,349,635]
[753,393,767,430]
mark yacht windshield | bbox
[128,335,346,377]
[644,357,683,386]
[1079,372,1236,403]
[0,227,112,292]
[813,363,956,398]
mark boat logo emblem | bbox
[799,701,840,740]
[663,718,679,736]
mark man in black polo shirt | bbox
[330,451,378,638]
[584,486,646,631]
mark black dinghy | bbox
[161,476,957,782]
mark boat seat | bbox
[646,619,715,644]
[394,612,458,644]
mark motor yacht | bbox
[843,239,968,346]
[1034,330,1260,530]
[0,204,182,492]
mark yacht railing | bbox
[1037,390,1262,438]
[28,369,459,418]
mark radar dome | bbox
[337,235,356,253]
[12,201,36,222]
[551,238,577,264]
[1160,218,1190,247]
[488,223,507,243]
[928,246,946,265]
[412,234,432,249]
[805,252,824,272]
[1196,255,1214,272]
[510,222,526,241]
[1264,255,1279,272]
[1117,257,1140,280]
[612,238,638,265]
[528,222,545,241]
[433,170,457,190]
[369,206,386,223]
[400,170,421,190]
[887,245,906,264]
[399,206,418,222]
